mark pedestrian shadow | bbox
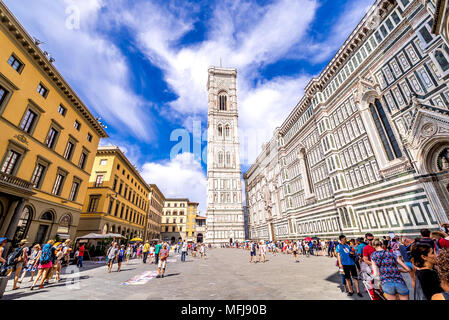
[1,289,51,300]
[164,273,181,278]
[116,268,137,272]
[324,272,369,300]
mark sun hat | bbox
[0,237,8,244]
[19,239,28,244]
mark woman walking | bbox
[30,240,54,290]
[117,245,125,272]
[371,239,411,300]
[292,242,299,263]
[125,244,132,263]
[411,242,443,300]
[432,249,449,300]
[19,244,40,283]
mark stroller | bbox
[359,262,386,300]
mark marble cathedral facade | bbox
[206,67,245,244]
[244,0,449,241]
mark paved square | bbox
[2,248,369,300]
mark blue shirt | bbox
[357,243,367,255]
[336,243,355,266]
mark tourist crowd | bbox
[0,236,209,295]
[231,224,449,300]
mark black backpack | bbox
[6,247,22,266]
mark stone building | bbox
[145,184,165,241]
[76,147,150,240]
[185,202,198,242]
[244,0,449,241]
[195,215,207,243]
[0,2,107,247]
[206,67,245,244]
[161,198,189,243]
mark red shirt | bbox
[363,244,376,261]
[78,245,85,257]
[439,238,449,249]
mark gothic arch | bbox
[420,138,449,175]
[218,91,228,111]
[40,210,55,222]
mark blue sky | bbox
[4,0,375,213]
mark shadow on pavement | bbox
[324,272,369,300]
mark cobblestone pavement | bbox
[2,248,371,300]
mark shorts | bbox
[381,281,409,296]
[293,251,297,255]
[39,261,52,269]
[118,256,124,263]
[158,259,166,269]
[250,251,256,256]
[343,265,358,280]
[13,261,23,271]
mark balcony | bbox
[0,171,35,196]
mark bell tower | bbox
[206,67,245,244]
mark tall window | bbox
[113,177,118,191]
[1,150,20,175]
[19,109,37,133]
[57,105,66,116]
[218,125,223,137]
[52,173,65,195]
[69,181,80,201]
[218,152,223,165]
[435,50,449,72]
[87,196,99,212]
[45,127,59,149]
[95,174,104,187]
[225,125,230,137]
[219,93,227,111]
[369,99,402,161]
[37,83,48,98]
[226,152,231,166]
[78,151,88,169]
[31,163,46,187]
[8,54,24,73]
[63,141,75,160]
[0,85,8,106]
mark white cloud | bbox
[140,153,207,214]
[4,0,154,141]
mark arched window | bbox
[41,211,54,222]
[14,206,33,242]
[225,125,230,137]
[435,50,449,72]
[57,214,71,234]
[218,125,223,137]
[218,152,223,165]
[226,152,231,166]
[369,99,402,160]
[218,93,227,111]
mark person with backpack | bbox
[107,242,119,273]
[250,241,257,263]
[30,240,54,290]
[336,235,363,297]
[10,239,28,290]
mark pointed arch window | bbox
[435,50,449,72]
[226,152,231,166]
[218,93,227,111]
[218,125,223,137]
[369,98,402,161]
[218,152,223,165]
[225,125,230,137]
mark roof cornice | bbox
[0,2,108,138]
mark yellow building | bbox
[185,202,198,242]
[145,184,165,241]
[161,198,189,243]
[0,2,107,246]
[76,146,150,240]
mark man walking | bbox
[142,241,150,263]
[157,244,169,278]
[77,244,85,268]
[181,241,187,262]
[107,242,119,273]
[250,241,257,263]
[336,235,362,297]
[154,241,162,265]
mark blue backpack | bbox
[40,244,52,264]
